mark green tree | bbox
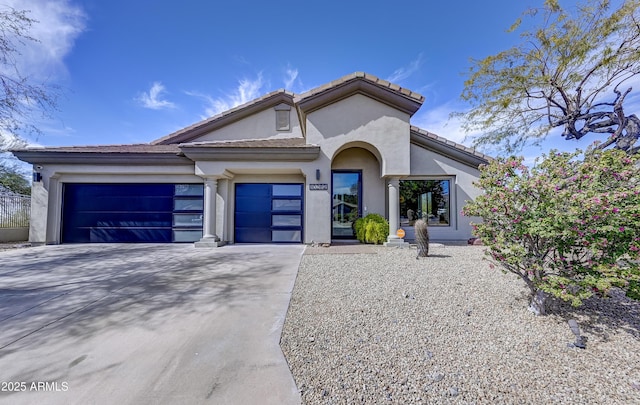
[463,145,640,315]
[458,0,640,154]
[0,161,30,195]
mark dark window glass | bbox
[400,180,451,227]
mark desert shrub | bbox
[354,213,388,244]
[463,144,640,315]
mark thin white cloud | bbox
[0,130,29,150]
[183,90,220,118]
[187,73,266,118]
[2,0,86,79]
[136,82,176,110]
[412,101,473,146]
[283,66,299,90]
[236,74,264,104]
[387,54,423,84]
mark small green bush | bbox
[354,213,388,244]
[354,217,365,241]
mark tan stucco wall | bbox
[409,143,483,240]
[29,180,48,244]
[305,94,411,176]
[194,105,303,142]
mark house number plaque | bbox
[309,183,328,190]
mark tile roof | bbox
[14,144,181,153]
[294,72,424,125]
[179,137,320,161]
[180,137,309,148]
[410,126,492,167]
[10,144,187,165]
[296,72,424,105]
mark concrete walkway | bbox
[0,244,304,405]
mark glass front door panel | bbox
[332,171,361,238]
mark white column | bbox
[195,177,225,248]
[384,177,406,247]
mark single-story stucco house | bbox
[12,72,489,247]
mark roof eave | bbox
[295,77,424,117]
[410,128,492,169]
[180,146,321,162]
[11,150,192,165]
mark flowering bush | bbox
[463,145,640,315]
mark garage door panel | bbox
[62,184,203,243]
[69,184,173,195]
[235,228,272,243]
[67,184,173,201]
[71,197,174,212]
[173,229,203,242]
[69,212,172,228]
[235,196,272,212]
[272,215,301,227]
[236,184,271,197]
[272,230,301,242]
[235,212,272,228]
[88,228,172,243]
[234,183,303,244]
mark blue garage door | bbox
[62,184,204,243]
[235,183,303,243]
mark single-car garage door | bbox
[235,183,303,243]
[62,183,204,243]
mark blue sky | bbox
[6,0,632,162]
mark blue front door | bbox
[331,171,362,239]
[234,183,303,243]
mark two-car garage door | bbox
[62,184,204,243]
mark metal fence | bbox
[0,193,30,228]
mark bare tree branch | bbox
[458,0,640,155]
[0,6,58,144]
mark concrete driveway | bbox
[0,244,304,405]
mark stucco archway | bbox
[330,146,385,239]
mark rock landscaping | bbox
[281,245,640,404]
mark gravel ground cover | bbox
[281,245,640,404]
